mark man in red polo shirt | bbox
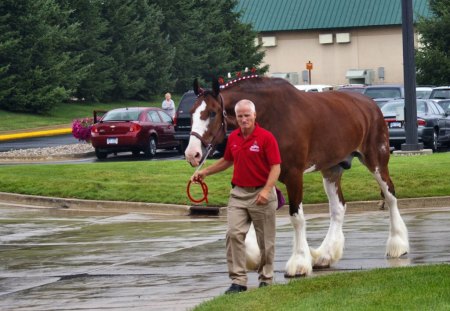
[191,99,281,294]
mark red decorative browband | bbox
[218,67,258,89]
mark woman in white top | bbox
[162,92,175,118]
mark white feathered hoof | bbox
[310,246,343,269]
[284,254,312,278]
[245,223,260,271]
[386,235,409,258]
[310,247,330,269]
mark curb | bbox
[0,127,72,141]
[0,192,191,216]
[1,191,449,217]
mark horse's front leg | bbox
[311,167,346,268]
[284,172,313,277]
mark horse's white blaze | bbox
[245,222,260,271]
[185,101,209,166]
[373,168,409,257]
[285,204,313,276]
[303,165,317,174]
[311,179,345,267]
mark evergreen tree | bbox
[0,0,82,113]
[416,0,450,85]
[59,0,115,102]
[155,0,266,93]
[102,0,174,101]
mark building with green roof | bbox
[236,0,431,86]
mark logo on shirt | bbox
[249,141,260,152]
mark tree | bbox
[0,0,82,113]
[415,0,450,85]
[59,0,115,102]
[102,0,175,101]
[155,0,266,93]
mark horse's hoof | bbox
[284,272,307,278]
[313,264,330,270]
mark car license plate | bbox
[107,138,118,144]
[389,122,402,128]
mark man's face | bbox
[236,104,256,131]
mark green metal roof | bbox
[236,0,431,32]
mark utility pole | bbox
[401,0,423,151]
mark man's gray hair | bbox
[235,99,256,113]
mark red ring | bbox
[186,180,208,204]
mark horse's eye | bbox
[209,111,216,119]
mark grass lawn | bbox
[0,95,182,132]
[193,264,450,311]
[0,153,448,205]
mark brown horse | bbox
[185,76,408,277]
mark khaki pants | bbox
[226,186,277,286]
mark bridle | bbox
[186,93,227,205]
[189,93,228,164]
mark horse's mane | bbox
[221,76,293,92]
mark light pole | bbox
[401,0,423,151]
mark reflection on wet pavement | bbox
[0,205,449,310]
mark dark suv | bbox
[174,90,229,155]
[174,90,197,152]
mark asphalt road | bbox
[0,134,79,152]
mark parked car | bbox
[429,86,450,99]
[363,84,404,108]
[336,84,366,94]
[174,90,197,153]
[381,99,450,151]
[174,90,231,155]
[294,84,334,92]
[434,99,450,114]
[90,107,180,159]
[416,86,433,99]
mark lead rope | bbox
[186,144,213,204]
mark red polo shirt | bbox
[224,124,281,187]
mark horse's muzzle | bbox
[185,151,202,167]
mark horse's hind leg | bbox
[311,166,346,268]
[360,147,409,257]
[372,166,409,257]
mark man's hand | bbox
[191,170,206,183]
[256,188,270,205]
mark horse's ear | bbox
[212,78,220,97]
[193,79,200,96]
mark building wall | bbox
[260,26,410,86]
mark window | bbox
[159,111,173,123]
[148,111,161,123]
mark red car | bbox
[90,107,180,159]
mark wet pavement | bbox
[0,203,449,311]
